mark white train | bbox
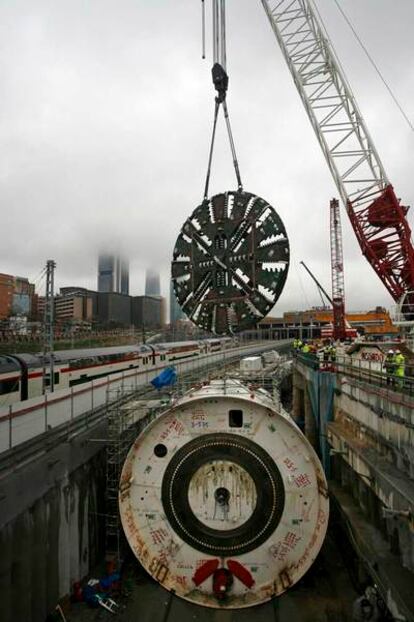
[0,338,235,406]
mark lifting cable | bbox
[201,0,243,200]
[329,0,413,132]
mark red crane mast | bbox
[330,198,346,340]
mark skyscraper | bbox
[98,254,129,295]
[170,278,186,324]
[145,269,160,296]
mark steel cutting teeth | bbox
[171,190,290,334]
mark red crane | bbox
[261,0,414,317]
[330,198,346,340]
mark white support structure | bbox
[261,0,388,211]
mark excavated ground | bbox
[67,524,359,622]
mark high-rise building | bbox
[145,269,161,296]
[98,254,129,295]
[170,278,186,324]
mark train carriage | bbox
[0,338,238,405]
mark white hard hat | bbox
[388,349,394,354]
[396,349,401,353]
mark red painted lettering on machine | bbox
[283,457,298,472]
[293,473,311,488]
[276,531,302,562]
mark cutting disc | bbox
[172,190,289,334]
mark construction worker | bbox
[294,338,303,353]
[394,349,405,389]
[383,350,394,386]
[329,343,337,363]
[301,341,310,354]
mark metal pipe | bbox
[201,0,206,59]
[220,0,227,70]
[212,0,219,64]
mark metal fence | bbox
[295,351,414,398]
[0,340,290,453]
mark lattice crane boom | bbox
[261,0,414,310]
[330,198,346,340]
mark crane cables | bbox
[201,0,243,200]
[316,0,414,132]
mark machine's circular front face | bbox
[171,190,289,334]
[119,385,329,608]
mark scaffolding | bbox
[102,350,290,562]
[104,387,163,561]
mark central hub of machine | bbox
[189,462,256,531]
[161,433,285,556]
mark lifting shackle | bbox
[212,0,228,102]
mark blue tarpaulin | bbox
[150,366,177,389]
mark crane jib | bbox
[261,0,414,315]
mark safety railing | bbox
[0,340,290,454]
[294,351,414,398]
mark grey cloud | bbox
[0,0,413,317]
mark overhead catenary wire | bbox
[29,265,47,288]
[331,0,414,132]
[36,269,47,291]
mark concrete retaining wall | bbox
[0,433,106,622]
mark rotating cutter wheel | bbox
[172,190,289,334]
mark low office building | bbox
[131,295,161,328]
[0,273,37,320]
[55,294,93,324]
[60,287,98,320]
[259,307,398,340]
[37,293,93,326]
[0,274,14,320]
[97,292,131,326]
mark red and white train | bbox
[0,338,235,406]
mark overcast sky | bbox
[1,0,413,317]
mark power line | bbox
[31,266,47,289]
[332,0,414,132]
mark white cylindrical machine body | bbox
[119,379,328,608]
